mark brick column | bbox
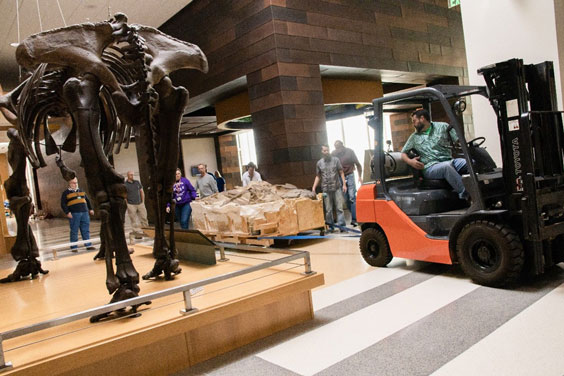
[247,63,326,189]
[217,134,242,189]
[390,113,412,152]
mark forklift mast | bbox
[479,59,564,266]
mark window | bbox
[236,130,258,176]
[325,114,391,181]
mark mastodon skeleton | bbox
[0,14,208,315]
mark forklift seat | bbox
[388,183,465,216]
[411,168,452,190]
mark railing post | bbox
[303,253,315,275]
[179,290,198,315]
[0,334,13,372]
[218,245,229,262]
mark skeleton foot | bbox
[142,256,181,280]
[89,294,151,323]
[93,249,105,260]
[0,258,48,283]
[92,266,143,323]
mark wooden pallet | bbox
[202,231,275,247]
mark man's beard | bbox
[323,154,331,161]
[415,123,425,132]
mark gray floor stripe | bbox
[173,355,300,376]
[172,264,447,375]
[315,263,448,319]
[316,266,564,376]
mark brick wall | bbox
[162,0,468,187]
[162,0,467,96]
[217,134,242,189]
[390,113,412,152]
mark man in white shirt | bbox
[242,162,262,187]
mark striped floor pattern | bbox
[174,261,564,376]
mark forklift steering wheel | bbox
[467,136,485,147]
[385,152,397,175]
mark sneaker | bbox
[71,248,78,253]
[86,246,96,251]
[350,222,358,227]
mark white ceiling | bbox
[0,0,192,90]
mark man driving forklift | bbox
[401,108,468,200]
[358,58,564,288]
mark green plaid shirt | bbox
[401,122,458,170]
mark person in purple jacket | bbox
[166,168,197,229]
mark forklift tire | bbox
[456,220,524,287]
[360,228,393,267]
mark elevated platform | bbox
[0,243,324,375]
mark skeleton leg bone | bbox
[62,74,139,303]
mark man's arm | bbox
[336,159,347,193]
[353,152,363,183]
[448,124,459,144]
[61,191,72,218]
[211,176,218,193]
[312,176,320,193]
[401,152,424,170]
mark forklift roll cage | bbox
[369,84,488,212]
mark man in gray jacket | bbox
[195,163,218,198]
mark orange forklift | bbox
[357,58,564,286]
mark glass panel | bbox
[236,130,258,177]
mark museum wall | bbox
[112,142,140,178]
[161,0,468,188]
[461,0,563,166]
[181,138,218,187]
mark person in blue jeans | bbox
[401,108,468,199]
[61,177,95,252]
[332,140,362,227]
[312,145,347,232]
[167,168,197,229]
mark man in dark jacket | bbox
[61,177,95,251]
[332,140,362,226]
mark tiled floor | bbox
[3,218,564,375]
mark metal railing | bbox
[43,237,101,259]
[0,243,315,371]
